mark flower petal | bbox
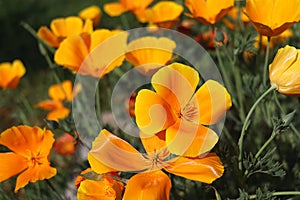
[77,179,116,200]
[135,89,177,135]
[46,107,71,121]
[125,36,176,76]
[166,119,218,157]
[15,165,56,192]
[89,129,149,173]
[123,171,171,200]
[0,152,27,183]
[165,153,224,184]
[49,80,73,102]
[191,80,232,125]
[0,126,55,158]
[50,16,83,37]
[104,2,128,17]
[54,33,90,73]
[140,131,167,153]
[37,26,60,47]
[152,63,199,110]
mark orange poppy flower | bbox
[135,63,232,156]
[75,168,124,200]
[185,0,234,25]
[0,59,26,89]
[142,1,184,29]
[36,80,75,121]
[125,36,176,76]
[245,0,300,36]
[104,0,153,17]
[54,29,128,78]
[79,5,102,26]
[88,129,224,199]
[37,16,93,48]
[269,45,300,96]
[0,125,56,192]
[54,133,76,155]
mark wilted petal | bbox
[123,170,171,200]
[165,153,224,184]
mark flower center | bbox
[144,148,170,171]
[27,152,48,167]
[180,103,198,121]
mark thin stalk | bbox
[45,180,65,200]
[262,36,271,85]
[238,85,277,170]
[20,21,56,54]
[273,92,300,138]
[249,191,300,199]
[215,47,235,101]
[96,84,102,128]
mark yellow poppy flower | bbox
[0,125,56,192]
[0,60,26,89]
[143,1,184,29]
[125,36,176,76]
[37,16,93,48]
[185,0,234,25]
[88,129,224,186]
[245,0,300,36]
[79,5,102,26]
[54,30,128,78]
[269,45,300,96]
[36,80,74,121]
[104,0,153,17]
[135,63,232,156]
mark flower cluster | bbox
[1,0,300,199]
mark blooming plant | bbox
[1,0,300,199]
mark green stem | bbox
[262,36,271,85]
[255,131,275,159]
[238,85,277,170]
[215,47,235,103]
[249,191,300,199]
[20,21,56,54]
[273,92,300,138]
[96,84,102,128]
[45,180,65,200]
[120,14,130,30]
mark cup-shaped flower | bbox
[142,1,184,29]
[36,80,75,121]
[245,0,300,36]
[135,63,232,156]
[0,60,25,89]
[0,125,56,192]
[54,29,128,78]
[104,0,153,17]
[254,29,293,50]
[88,129,224,190]
[185,0,234,25]
[76,168,124,200]
[269,45,300,95]
[125,36,176,76]
[37,16,93,48]
[79,5,102,26]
